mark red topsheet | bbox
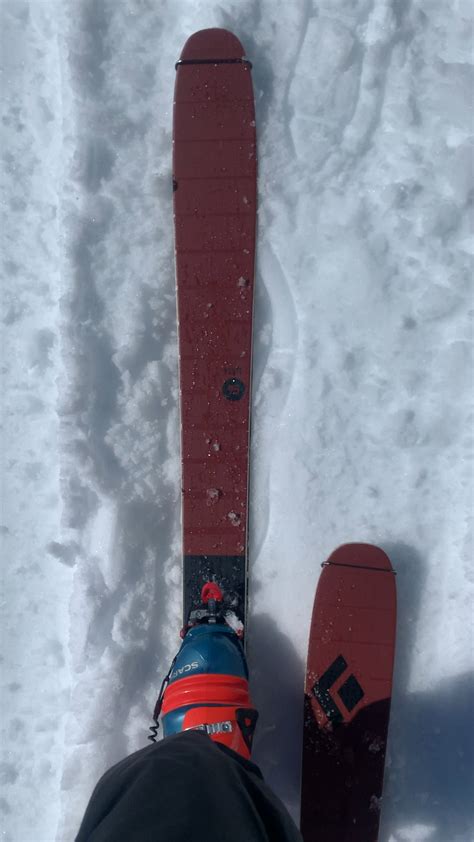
[174,30,256,558]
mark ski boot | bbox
[149,582,258,759]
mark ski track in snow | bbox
[1,0,473,840]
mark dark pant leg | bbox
[75,730,303,842]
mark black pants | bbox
[76,730,303,841]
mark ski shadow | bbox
[380,542,474,842]
[248,611,305,823]
[248,543,474,840]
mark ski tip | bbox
[324,543,395,574]
[178,29,246,62]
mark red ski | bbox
[173,30,257,630]
[301,544,397,842]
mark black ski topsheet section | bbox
[302,695,393,839]
[184,554,246,628]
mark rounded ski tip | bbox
[179,28,246,62]
[325,543,395,573]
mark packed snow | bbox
[1,1,472,841]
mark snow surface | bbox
[1,1,473,840]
